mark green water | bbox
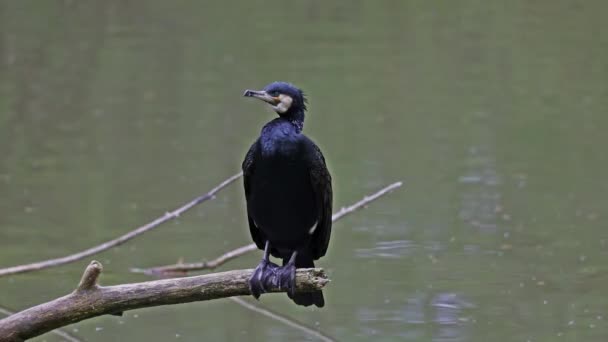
[1,1,607,341]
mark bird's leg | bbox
[276,251,298,297]
[249,241,279,299]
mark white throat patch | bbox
[272,94,293,114]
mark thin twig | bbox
[0,305,82,342]
[133,181,403,276]
[229,297,336,342]
[0,172,243,278]
[130,244,259,277]
[0,261,328,341]
[331,181,403,221]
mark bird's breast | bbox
[248,151,318,242]
[260,129,300,158]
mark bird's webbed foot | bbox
[249,259,280,299]
[276,251,298,298]
[249,241,279,299]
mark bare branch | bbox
[131,244,259,277]
[331,181,403,221]
[229,297,336,342]
[133,181,403,276]
[0,261,328,341]
[0,172,243,278]
[0,305,83,342]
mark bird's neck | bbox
[285,110,305,133]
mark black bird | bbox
[242,82,332,307]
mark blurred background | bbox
[1,0,607,341]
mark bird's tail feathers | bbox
[284,254,324,307]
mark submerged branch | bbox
[0,173,243,278]
[0,261,328,341]
[132,181,403,276]
[229,297,336,342]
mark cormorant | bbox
[242,82,332,307]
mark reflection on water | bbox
[358,292,474,341]
[458,113,502,235]
[356,240,413,259]
[1,1,608,341]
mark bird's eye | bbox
[269,91,279,97]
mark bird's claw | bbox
[276,263,297,297]
[249,259,279,299]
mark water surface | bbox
[1,1,607,341]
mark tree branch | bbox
[0,172,243,278]
[0,260,328,342]
[132,181,403,276]
[0,305,83,342]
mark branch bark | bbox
[0,261,328,342]
[132,181,403,276]
[0,172,243,277]
[0,306,83,342]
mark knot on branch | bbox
[75,260,103,292]
[294,268,329,291]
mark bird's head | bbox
[243,82,307,116]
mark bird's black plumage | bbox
[242,82,332,307]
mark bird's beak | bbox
[243,89,280,105]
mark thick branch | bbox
[133,181,403,276]
[0,261,328,342]
[0,173,242,277]
[0,306,83,342]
